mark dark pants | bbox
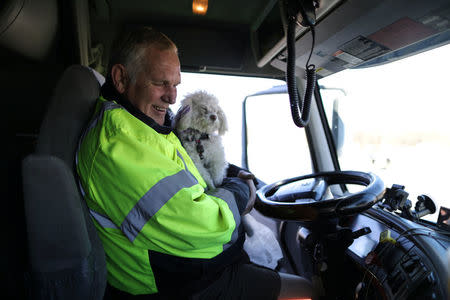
[104,256,281,300]
[191,260,281,300]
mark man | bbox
[77,26,313,299]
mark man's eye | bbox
[152,81,165,86]
[149,80,178,89]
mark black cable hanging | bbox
[286,11,316,128]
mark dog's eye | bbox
[201,106,208,114]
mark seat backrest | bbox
[22,65,107,299]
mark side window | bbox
[245,93,312,184]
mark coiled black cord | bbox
[286,15,316,128]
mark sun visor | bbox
[159,25,247,72]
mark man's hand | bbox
[238,170,256,215]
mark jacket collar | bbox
[100,77,173,135]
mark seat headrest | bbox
[36,65,103,167]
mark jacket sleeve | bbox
[214,177,250,215]
[86,127,243,259]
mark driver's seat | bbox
[22,65,107,299]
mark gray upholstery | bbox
[36,65,102,165]
[22,65,107,299]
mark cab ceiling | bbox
[89,0,285,77]
[91,0,271,27]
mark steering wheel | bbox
[255,171,385,222]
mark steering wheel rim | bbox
[255,171,385,222]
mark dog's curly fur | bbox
[174,90,228,189]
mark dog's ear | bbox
[217,107,228,135]
[174,104,192,130]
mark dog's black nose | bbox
[210,115,217,121]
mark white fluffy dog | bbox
[174,90,228,189]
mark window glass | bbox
[319,43,450,220]
[245,93,312,183]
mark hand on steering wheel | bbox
[238,170,256,215]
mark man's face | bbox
[124,47,181,126]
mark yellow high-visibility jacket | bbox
[76,96,245,295]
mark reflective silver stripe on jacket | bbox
[85,149,200,239]
[90,208,119,229]
[121,150,199,242]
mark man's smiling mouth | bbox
[153,105,167,112]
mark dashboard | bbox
[282,207,449,299]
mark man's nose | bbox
[163,86,177,104]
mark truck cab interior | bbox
[4,0,450,299]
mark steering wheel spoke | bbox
[268,177,328,203]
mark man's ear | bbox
[111,64,128,93]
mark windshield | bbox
[319,43,450,221]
